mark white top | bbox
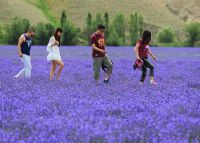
[47,36,62,61]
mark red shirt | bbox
[90,33,105,58]
[137,40,149,58]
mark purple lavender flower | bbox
[0,46,200,143]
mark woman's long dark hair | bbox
[54,28,63,46]
[141,30,151,45]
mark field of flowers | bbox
[0,46,200,143]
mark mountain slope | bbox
[0,0,49,25]
[162,0,200,22]
[42,0,185,30]
[0,0,199,33]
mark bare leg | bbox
[50,61,56,80]
[53,60,64,80]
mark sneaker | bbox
[139,82,144,85]
[103,78,109,84]
[150,80,157,85]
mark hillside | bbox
[0,0,49,25]
[0,0,199,39]
[41,0,186,30]
[162,0,200,22]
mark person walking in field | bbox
[14,27,35,79]
[91,24,113,84]
[134,30,157,85]
[47,28,64,80]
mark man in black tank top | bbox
[14,27,35,79]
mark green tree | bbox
[107,26,123,46]
[86,13,95,37]
[86,12,92,26]
[62,20,80,45]
[185,22,200,47]
[138,15,144,36]
[34,23,55,45]
[129,13,144,45]
[157,27,176,43]
[0,25,3,44]
[112,13,126,44]
[104,12,110,37]
[94,13,103,26]
[83,12,96,44]
[83,13,110,45]
[60,10,67,28]
[5,17,30,44]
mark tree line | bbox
[0,11,199,47]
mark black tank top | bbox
[21,34,32,56]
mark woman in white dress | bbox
[47,28,64,80]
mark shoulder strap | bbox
[22,34,27,42]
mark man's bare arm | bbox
[92,44,105,54]
[18,35,24,57]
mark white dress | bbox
[47,36,62,61]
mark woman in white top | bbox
[47,28,64,80]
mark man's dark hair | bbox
[28,27,35,33]
[98,24,106,30]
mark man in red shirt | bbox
[91,24,113,84]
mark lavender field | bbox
[0,46,200,143]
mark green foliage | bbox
[104,12,110,37]
[83,12,110,45]
[112,13,126,44]
[86,12,92,26]
[60,10,67,28]
[107,26,123,46]
[0,25,2,44]
[60,11,80,45]
[4,17,30,44]
[33,23,55,45]
[157,27,176,43]
[185,22,200,47]
[83,12,96,44]
[138,15,144,36]
[2,11,199,47]
[94,13,103,26]
[129,13,144,45]
[62,20,80,45]
[1,14,80,46]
